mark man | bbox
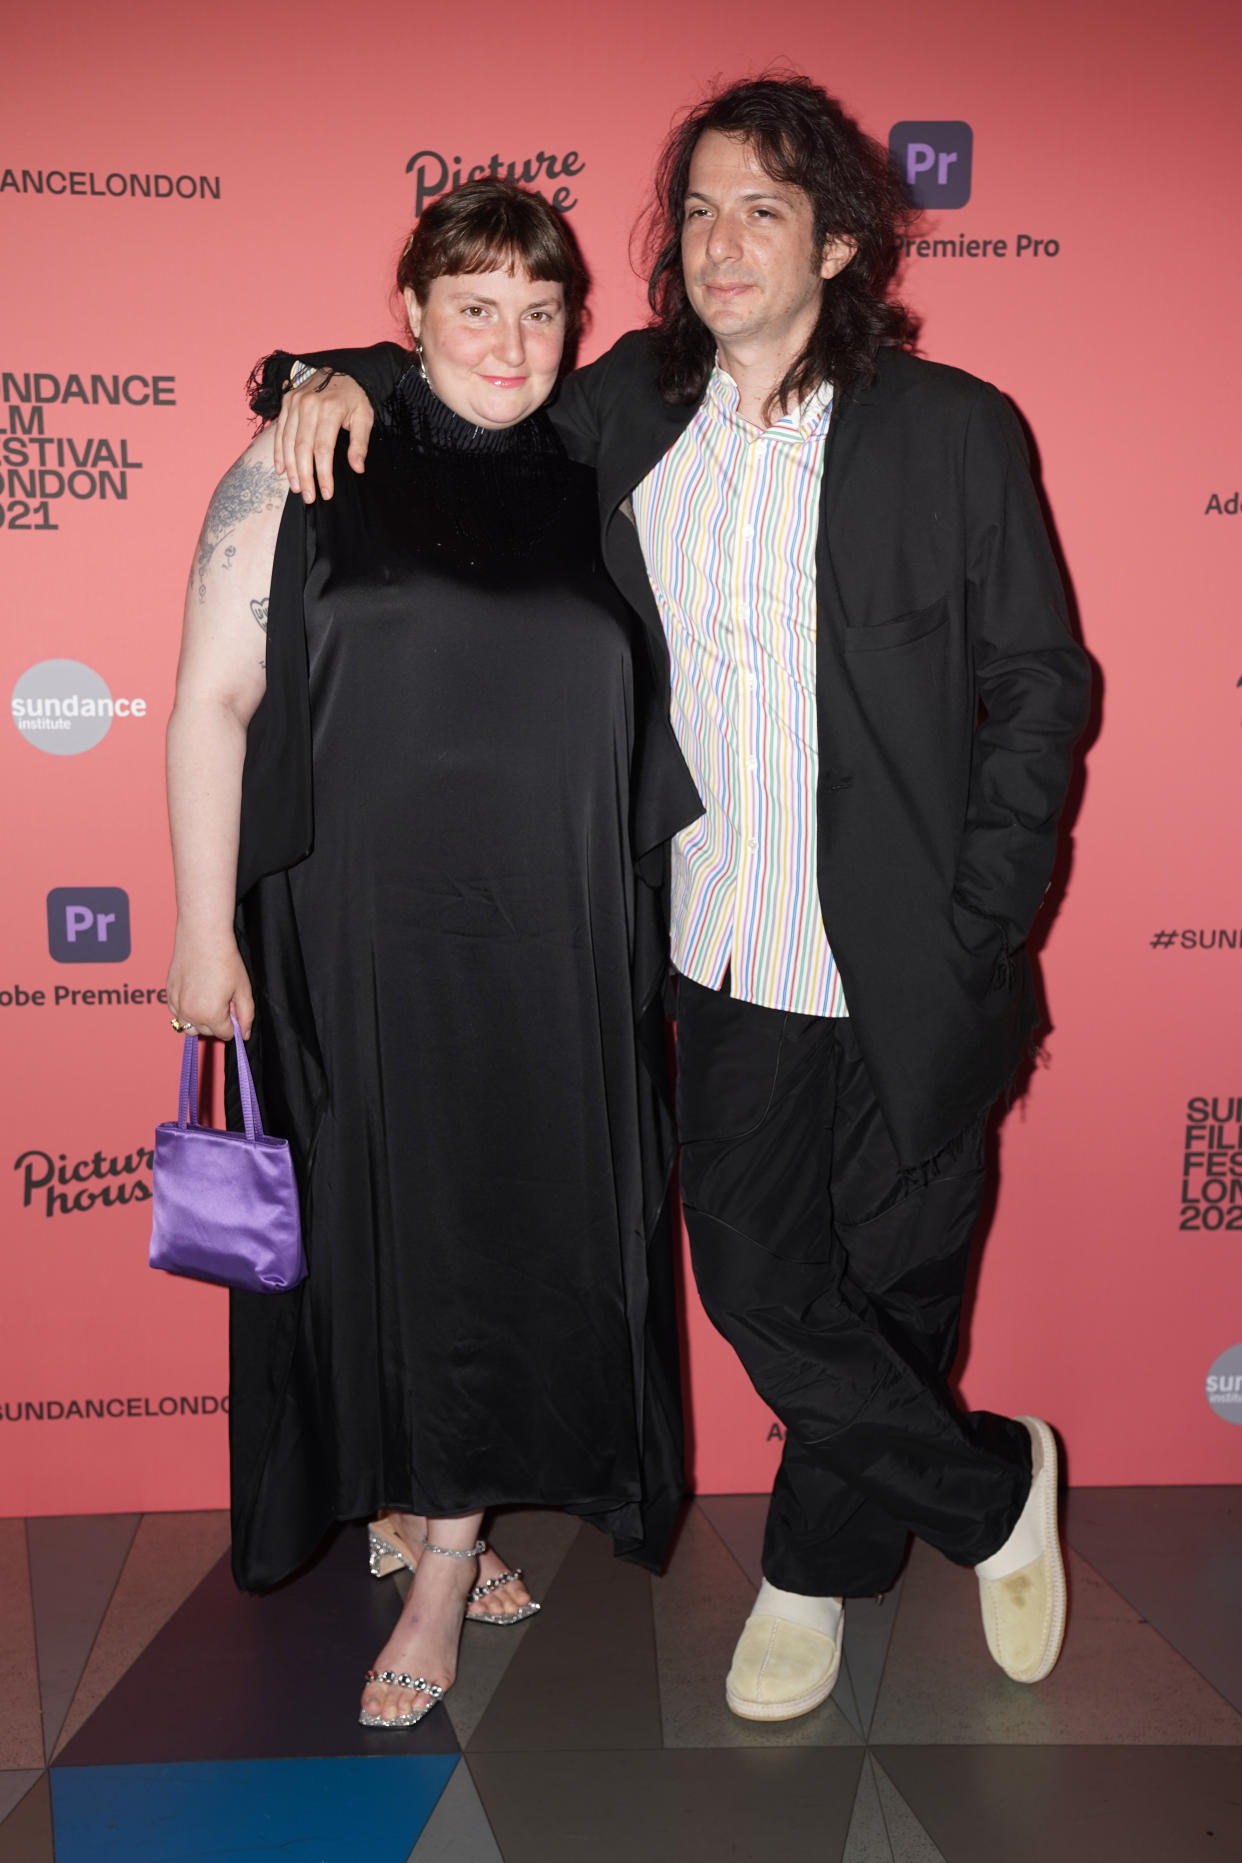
[263,74,1090,1719]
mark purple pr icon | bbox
[889,122,973,209]
[46,887,131,964]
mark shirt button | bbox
[746,837,758,849]
[741,525,754,539]
[746,758,758,771]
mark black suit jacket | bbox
[267,333,1090,1166]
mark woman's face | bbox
[404,269,566,429]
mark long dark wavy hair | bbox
[642,75,917,412]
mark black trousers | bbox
[676,976,1032,1598]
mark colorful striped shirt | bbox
[632,363,847,1016]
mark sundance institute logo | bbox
[11,659,147,755]
[1206,1344,1242,1426]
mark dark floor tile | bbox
[652,1503,859,1749]
[54,1511,232,1757]
[26,1513,139,1758]
[832,1658,866,1738]
[468,1523,660,1753]
[0,1772,42,1826]
[841,1753,949,1862]
[841,1581,904,1739]
[695,1494,766,1589]
[0,1523,42,1770]
[869,1540,1242,1745]
[439,1507,579,1748]
[1065,1487,1242,1712]
[870,1759,947,1861]
[49,1756,456,1862]
[471,1748,864,1863]
[409,1759,503,1861]
[879,1745,1242,1863]
[55,1526,458,1765]
[841,1755,896,1863]
[0,1769,53,1863]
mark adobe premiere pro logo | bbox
[890,122,973,208]
[47,888,131,963]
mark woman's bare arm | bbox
[165,426,288,1039]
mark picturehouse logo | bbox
[10,659,146,754]
[405,146,584,218]
[1205,1344,1242,1425]
[889,121,973,208]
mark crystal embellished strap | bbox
[470,1567,523,1598]
[365,1668,444,1699]
[420,1537,486,1560]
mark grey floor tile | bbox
[695,1493,767,1589]
[0,1523,42,1770]
[652,1503,860,1748]
[471,1747,864,1863]
[53,1510,231,1756]
[26,1512,139,1758]
[1065,1486,1242,1713]
[0,1773,43,1826]
[841,1756,896,1863]
[833,1656,866,1738]
[0,1769,52,1863]
[871,1760,948,1861]
[409,1758,503,1861]
[842,1581,905,1737]
[842,1755,948,1863]
[880,1745,1242,1863]
[468,1522,661,1753]
[870,1539,1242,1745]
[441,1508,579,1748]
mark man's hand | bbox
[273,369,373,502]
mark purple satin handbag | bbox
[149,1012,306,1293]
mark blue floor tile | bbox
[50,1756,458,1862]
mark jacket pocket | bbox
[841,594,948,653]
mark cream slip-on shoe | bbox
[725,1593,843,1722]
[976,1415,1067,1684]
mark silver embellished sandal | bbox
[358,1669,444,1730]
[367,1516,541,1627]
[358,1535,485,1730]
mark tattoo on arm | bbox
[251,596,269,670]
[195,460,285,600]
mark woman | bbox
[165,180,700,1730]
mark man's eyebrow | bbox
[684,188,793,206]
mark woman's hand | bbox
[274,370,373,502]
[166,930,254,1041]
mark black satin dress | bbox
[226,371,698,1591]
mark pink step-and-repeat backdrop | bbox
[3,0,1240,1516]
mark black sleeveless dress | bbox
[226,371,698,1591]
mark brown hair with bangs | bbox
[397,178,590,370]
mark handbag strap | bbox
[176,1012,265,1143]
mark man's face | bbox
[680,129,854,362]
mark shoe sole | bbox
[1008,1415,1067,1684]
[726,1647,842,1722]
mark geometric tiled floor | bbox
[2,1488,1240,1860]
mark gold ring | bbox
[170,1017,194,1033]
